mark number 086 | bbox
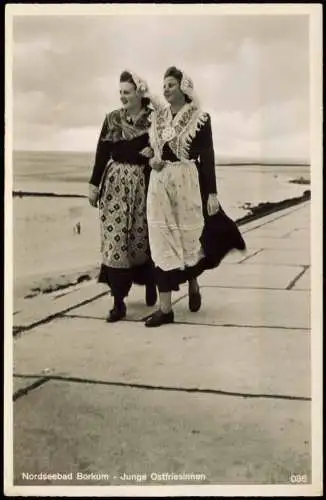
[290,474,308,484]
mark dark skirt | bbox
[98,260,156,298]
[155,205,246,292]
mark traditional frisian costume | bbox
[147,73,246,294]
[89,85,156,313]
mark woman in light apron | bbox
[145,66,246,327]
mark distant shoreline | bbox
[13,150,311,167]
[13,190,87,198]
[13,171,310,199]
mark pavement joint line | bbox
[196,285,309,291]
[13,377,50,402]
[282,228,300,239]
[286,265,310,291]
[237,262,310,267]
[13,292,188,338]
[237,248,264,264]
[12,373,311,402]
[162,321,311,331]
[62,314,147,322]
[238,247,310,252]
[60,314,310,332]
[13,290,108,337]
[218,262,306,267]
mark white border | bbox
[3,3,323,16]
[4,4,14,494]
[309,2,323,494]
[4,3,323,497]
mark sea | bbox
[11,150,310,283]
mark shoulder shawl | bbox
[149,102,208,160]
[102,108,152,143]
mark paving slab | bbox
[198,263,301,290]
[64,285,187,322]
[219,248,253,264]
[245,227,293,239]
[239,203,309,235]
[243,236,310,250]
[257,222,304,233]
[244,249,310,266]
[13,381,311,486]
[64,293,156,322]
[13,318,310,398]
[245,212,309,240]
[245,212,308,231]
[11,201,315,492]
[293,268,311,291]
[13,281,108,330]
[175,288,310,330]
[13,279,181,329]
[287,228,311,238]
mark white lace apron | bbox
[147,102,208,271]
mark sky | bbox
[11,10,310,161]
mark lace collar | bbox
[150,102,208,160]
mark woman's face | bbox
[120,81,141,110]
[163,76,183,104]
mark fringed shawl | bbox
[102,108,152,143]
[149,102,208,161]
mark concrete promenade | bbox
[10,201,314,492]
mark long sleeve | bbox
[89,116,111,187]
[111,134,150,166]
[197,114,218,197]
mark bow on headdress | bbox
[179,71,199,106]
[125,70,165,112]
[127,71,150,97]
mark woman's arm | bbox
[197,114,218,196]
[89,116,111,187]
[196,114,220,216]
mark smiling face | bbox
[163,76,184,105]
[119,81,141,111]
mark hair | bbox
[164,66,191,103]
[119,71,150,107]
[120,70,136,87]
[164,66,183,83]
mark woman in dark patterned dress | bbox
[88,71,157,322]
[145,66,246,327]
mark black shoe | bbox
[145,283,158,306]
[145,309,174,328]
[106,301,126,322]
[189,289,201,312]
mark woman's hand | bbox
[139,147,154,159]
[207,193,220,216]
[88,184,99,208]
[149,157,165,172]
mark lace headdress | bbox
[179,71,199,106]
[126,71,150,97]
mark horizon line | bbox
[12,149,311,165]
